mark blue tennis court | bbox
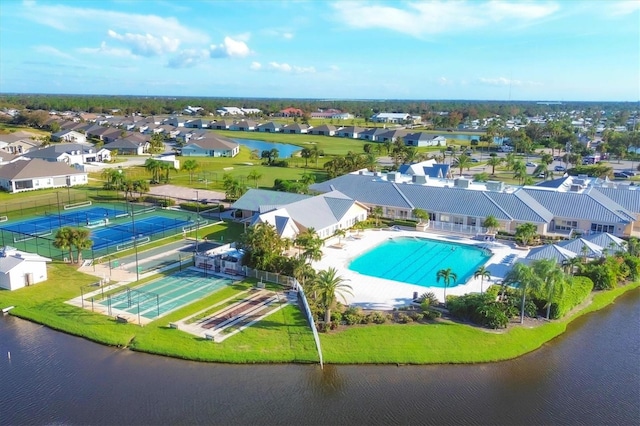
[90,215,194,251]
[102,269,233,319]
[0,206,127,235]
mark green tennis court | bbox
[101,269,233,320]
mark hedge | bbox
[550,276,594,319]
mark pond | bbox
[233,138,301,158]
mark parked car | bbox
[554,165,567,172]
[623,170,637,177]
[613,172,630,179]
[526,162,537,167]
[470,158,479,163]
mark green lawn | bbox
[321,283,639,364]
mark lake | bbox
[0,288,638,425]
[233,138,302,158]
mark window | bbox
[556,220,578,231]
[591,223,614,233]
[440,214,450,222]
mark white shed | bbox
[0,247,51,291]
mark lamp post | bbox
[195,190,199,253]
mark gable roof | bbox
[183,134,238,151]
[280,190,358,231]
[526,244,577,262]
[582,232,626,251]
[0,158,85,180]
[231,188,310,213]
[556,238,603,257]
[593,186,640,214]
[311,174,414,209]
[22,143,95,160]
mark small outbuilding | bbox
[0,246,51,291]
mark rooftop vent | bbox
[412,175,427,184]
[454,178,470,189]
[485,181,504,192]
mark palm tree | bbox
[514,222,537,247]
[436,268,457,306]
[301,148,312,167]
[474,265,491,294]
[503,263,536,324]
[333,228,347,246]
[531,259,566,319]
[144,158,162,183]
[412,208,429,225]
[101,168,125,190]
[370,206,383,227]
[247,169,262,188]
[313,267,353,323]
[482,215,499,234]
[562,256,582,276]
[486,156,503,176]
[454,154,474,176]
[53,227,75,263]
[71,228,93,264]
[182,159,199,184]
[512,160,527,184]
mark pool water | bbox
[348,237,490,288]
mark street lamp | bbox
[194,190,199,253]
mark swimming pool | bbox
[348,237,490,288]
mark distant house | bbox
[181,134,240,157]
[256,122,283,133]
[51,130,87,144]
[183,106,204,115]
[310,109,342,119]
[404,132,447,147]
[0,158,88,193]
[216,107,244,116]
[0,246,51,291]
[336,126,366,139]
[163,117,186,128]
[358,128,389,142]
[210,120,233,130]
[308,124,337,136]
[21,143,111,164]
[104,136,149,155]
[275,107,304,117]
[229,120,258,131]
[378,129,408,143]
[184,119,211,129]
[370,112,412,123]
[0,136,41,155]
[281,123,310,134]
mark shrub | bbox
[343,314,360,325]
[422,309,442,320]
[330,311,342,322]
[623,254,640,281]
[409,312,424,322]
[369,312,387,324]
[579,262,617,290]
[395,312,411,324]
[419,292,438,307]
[549,276,594,319]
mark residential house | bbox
[181,134,239,157]
[378,129,408,143]
[404,132,447,147]
[308,124,337,136]
[281,123,310,134]
[183,106,204,115]
[256,122,283,133]
[51,130,87,144]
[229,120,258,131]
[336,126,366,139]
[163,117,186,127]
[0,246,51,291]
[0,131,42,155]
[185,119,211,129]
[0,158,88,193]
[310,109,342,119]
[104,135,150,155]
[217,107,244,116]
[21,143,111,164]
[358,128,389,142]
[210,120,233,130]
[275,107,304,117]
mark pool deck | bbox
[313,228,530,310]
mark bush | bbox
[144,196,175,207]
[409,312,424,322]
[330,311,342,322]
[549,276,594,319]
[422,309,442,320]
[343,314,360,325]
[623,254,640,281]
[369,312,388,324]
[395,312,412,324]
[579,262,617,290]
[419,292,438,306]
[447,292,516,328]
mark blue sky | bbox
[1,0,638,101]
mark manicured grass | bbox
[0,263,318,363]
[320,282,639,364]
[1,261,636,365]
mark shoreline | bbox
[4,281,638,365]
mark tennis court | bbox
[100,269,233,320]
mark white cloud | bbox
[438,77,452,86]
[22,1,208,43]
[329,65,340,71]
[210,37,251,58]
[282,32,294,40]
[331,1,559,37]
[108,30,180,57]
[267,62,316,73]
[478,77,542,87]
[250,61,262,70]
[607,1,640,16]
[32,45,75,60]
[77,41,135,58]
[168,49,210,68]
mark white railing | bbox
[428,220,487,235]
